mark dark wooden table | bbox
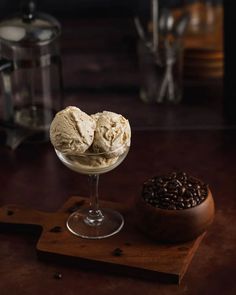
[0,16,236,295]
[0,126,236,295]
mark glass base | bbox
[14,105,54,131]
[66,208,124,239]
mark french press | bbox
[0,1,63,148]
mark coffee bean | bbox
[176,180,183,187]
[171,172,177,178]
[177,197,184,202]
[142,172,208,210]
[7,210,14,216]
[112,248,123,256]
[53,272,62,280]
[191,200,197,206]
[67,200,85,213]
[50,226,62,233]
[181,202,185,208]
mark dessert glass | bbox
[55,145,129,239]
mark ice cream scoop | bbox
[91,111,131,158]
[50,106,96,155]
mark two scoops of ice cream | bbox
[50,106,131,169]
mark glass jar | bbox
[0,1,63,144]
[138,37,183,104]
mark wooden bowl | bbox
[135,188,215,243]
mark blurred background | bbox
[0,0,226,148]
[0,1,223,18]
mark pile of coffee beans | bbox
[142,171,208,210]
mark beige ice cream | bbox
[91,111,131,158]
[67,154,119,169]
[50,106,96,155]
[50,107,131,172]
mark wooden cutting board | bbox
[0,196,205,284]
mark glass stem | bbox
[84,174,104,226]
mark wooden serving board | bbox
[0,196,205,284]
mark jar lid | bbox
[0,1,61,46]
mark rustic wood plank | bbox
[0,196,205,284]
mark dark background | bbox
[0,0,222,19]
[0,0,234,123]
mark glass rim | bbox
[55,143,130,157]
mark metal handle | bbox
[0,58,14,122]
[21,0,37,22]
[0,58,13,73]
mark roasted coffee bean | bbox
[142,171,208,210]
[180,202,185,208]
[112,248,123,256]
[183,191,192,199]
[7,210,14,216]
[53,272,62,280]
[177,197,184,202]
[171,172,177,178]
[67,200,85,213]
[191,199,197,206]
[175,180,183,187]
[50,226,62,233]
[180,189,184,195]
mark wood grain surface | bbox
[0,196,205,284]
